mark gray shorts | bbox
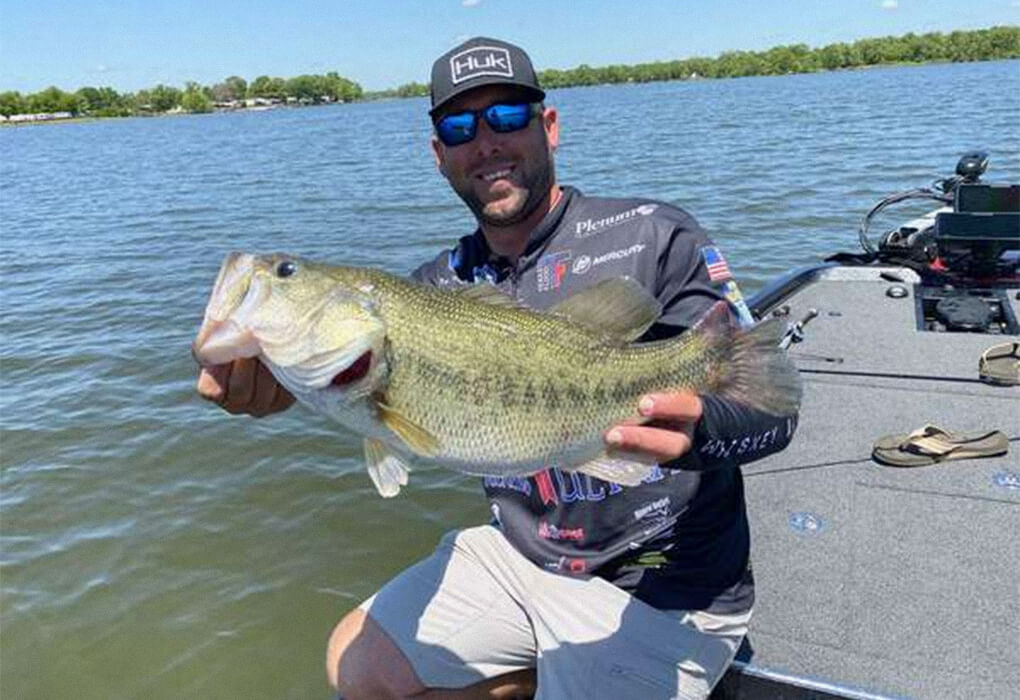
[359,525,750,700]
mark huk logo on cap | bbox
[449,46,514,85]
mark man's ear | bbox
[431,137,448,177]
[543,107,560,151]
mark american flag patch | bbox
[701,246,732,282]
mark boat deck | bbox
[722,266,1020,700]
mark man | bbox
[198,37,797,699]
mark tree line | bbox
[0,71,363,118]
[2,26,1017,119]
[535,26,1020,88]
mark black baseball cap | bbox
[429,37,545,118]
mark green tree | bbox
[149,84,182,112]
[181,81,213,113]
[26,86,79,114]
[210,75,248,102]
[394,81,428,98]
[0,91,26,116]
[324,71,362,102]
[285,74,322,101]
[132,89,152,111]
[225,75,247,100]
[249,75,286,99]
[75,86,130,116]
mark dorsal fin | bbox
[548,278,661,342]
[454,284,522,308]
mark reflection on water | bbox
[1,60,1018,699]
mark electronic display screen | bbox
[955,184,1020,213]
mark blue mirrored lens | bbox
[484,103,532,132]
[436,112,477,146]
[436,103,535,146]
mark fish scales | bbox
[193,253,801,495]
[372,281,706,468]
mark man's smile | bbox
[475,164,516,183]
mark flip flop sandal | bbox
[872,424,1009,467]
[979,341,1020,386]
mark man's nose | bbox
[472,118,503,155]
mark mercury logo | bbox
[450,47,513,84]
[592,243,645,266]
[572,255,592,274]
[573,245,646,275]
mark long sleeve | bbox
[690,395,799,468]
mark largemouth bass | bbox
[193,253,800,497]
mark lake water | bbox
[2,60,1018,699]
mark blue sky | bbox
[1,0,1017,93]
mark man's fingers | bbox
[637,392,703,423]
[196,357,295,417]
[224,357,258,413]
[197,365,230,403]
[269,387,297,414]
[606,423,694,463]
[250,361,294,417]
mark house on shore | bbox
[3,112,74,124]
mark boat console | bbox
[847,155,1020,337]
[934,183,1020,276]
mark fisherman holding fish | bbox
[196,37,800,700]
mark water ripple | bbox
[1,60,1018,700]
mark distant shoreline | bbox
[4,57,1016,129]
[0,57,1011,129]
[1,57,1014,128]
[4,25,1018,126]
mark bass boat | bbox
[716,152,1019,699]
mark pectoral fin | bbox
[364,438,410,498]
[375,399,440,457]
[571,455,655,487]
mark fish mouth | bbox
[193,252,263,366]
[330,350,372,387]
[192,319,261,366]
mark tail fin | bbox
[698,302,802,416]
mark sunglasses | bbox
[434,102,542,147]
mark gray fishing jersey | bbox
[413,186,797,613]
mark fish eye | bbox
[276,260,298,278]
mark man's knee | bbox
[326,607,426,699]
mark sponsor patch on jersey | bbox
[701,245,733,282]
[537,250,571,292]
[574,204,659,238]
[721,280,755,328]
[537,522,585,541]
[571,244,647,275]
[572,255,592,274]
[633,496,671,521]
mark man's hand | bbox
[605,391,703,463]
[196,357,295,417]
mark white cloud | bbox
[881,0,898,9]
[463,0,482,6]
